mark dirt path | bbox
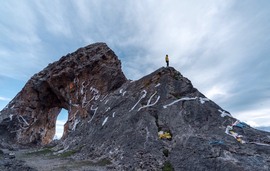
[2,148,109,171]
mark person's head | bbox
[166,54,168,57]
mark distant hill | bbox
[255,126,270,132]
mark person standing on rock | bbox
[165,54,169,67]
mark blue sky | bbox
[1,1,270,137]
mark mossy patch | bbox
[56,145,85,158]
[26,148,53,156]
[96,158,112,166]
[57,149,77,158]
[162,161,174,171]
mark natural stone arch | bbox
[0,43,127,145]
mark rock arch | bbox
[0,43,126,145]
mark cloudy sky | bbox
[1,0,270,137]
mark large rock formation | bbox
[1,43,270,170]
[0,43,126,145]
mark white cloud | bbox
[206,86,227,100]
[0,1,48,80]
[1,0,270,127]
[234,108,270,127]
[54,119,66,139]
[33,1,72,37]
[0,96,11,101]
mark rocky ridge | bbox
[0,43,270,170]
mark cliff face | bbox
[0,43,126,145]
[1,43,270,170]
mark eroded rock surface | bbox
[0,43,126,145]
[1,43,270,171]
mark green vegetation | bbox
[96,158,112,166]
[25,147,79,158]
[162,161,174,171]
[26,148,53,156]
[56,145,85,158]
[53,159,112,171]
[57,149,77,158]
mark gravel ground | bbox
[0,148,110,171]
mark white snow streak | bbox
[250,142,270,146]
[90,87,99,94]
[88,105,98,123]
[232,120,239,126]
[112,112,115,118]
[90,87,100,101]
[119,89,127,96]
[100,94,108,102]
[219,109,232,117]
[138,91,160,111]
[102,117,109,126]
[129,90,147,112]
[225,125,233,135]
[144,127,150,149]
[69,110,79,121]
[72,119,80,131]
[83,87,101,107]
[106,107,111,112]
[82,94,86,105]
[199,97,209,104]
[163,97,197,109]
[80,81,85,95]
[19,115,29,126]
[89,94,100,102]
[155,83,161,87]
[9,114,13,121]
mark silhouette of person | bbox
[165,54,169,67]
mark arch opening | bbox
[54,108,68,140]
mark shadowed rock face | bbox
[1,43,270,170]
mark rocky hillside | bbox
[1,43,270,171]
